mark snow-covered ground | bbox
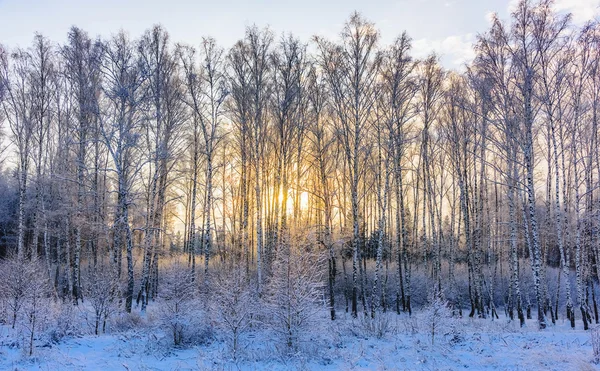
[0,309,597,370]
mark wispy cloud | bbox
[553,0,600,24]
[508,0,599,23]
[413,33,476,68]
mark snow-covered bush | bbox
[0,255,36,329]
[111,310,147,332]
[47,301,85,342]
[208,263,255,360]
[422,294,452,345]
[401,312,420,335]
[83,266,118,335]
[156,263,199,346]
[263,242,324,354]
[0,256,53,355]
[358,312,395,339]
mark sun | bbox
[279,190,309,214]
[300,191,309,211]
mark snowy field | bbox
[0,307,597,371]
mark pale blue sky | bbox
[0,0,598,69]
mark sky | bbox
[0,0,599,69]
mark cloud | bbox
[508,0,599,23]
[553,0,600,24]
[413,33,476,69]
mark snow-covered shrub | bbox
[21,295,53,357]
[444,318,465,345]
[398,310,421,335]
[263,241,324,354]
[83,266,118,335]
[358,312,395,339]
[422,294,452,345]
[0,255,36,329]
[47,301,86,342]
[156,263,198,346]
[111,310,146,332]
[208,263,255,360]
[0,256,53,356]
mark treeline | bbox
[0,0,599,332]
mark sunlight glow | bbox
[300,191,309,211]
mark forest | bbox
[0,0,600,365]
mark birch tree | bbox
[269,35,307,267]
[1,45,37,261]
[179,37,227,280]
[379,33,417,315]
[62,27,103,303]
[315,12,380,318]
[306,63,337,319]
[100,31,146,312]
[137,25,184,310]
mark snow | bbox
[0,310,598,370]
